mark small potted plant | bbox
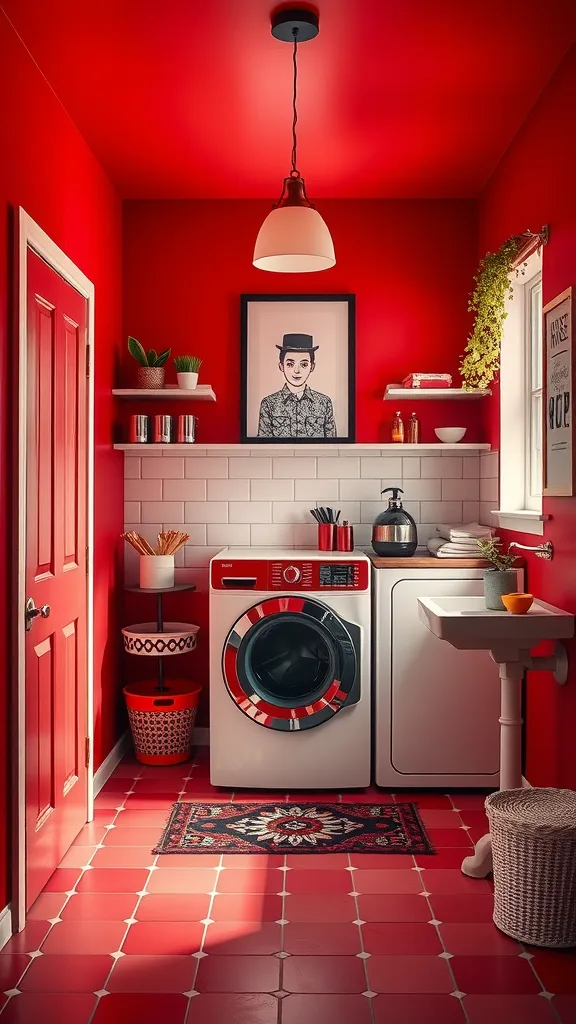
[477,538,519,610]
[174,355,202,390]
[128,336,171,389]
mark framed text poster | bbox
[543,287,573,496]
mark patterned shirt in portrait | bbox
[257,384,337,438]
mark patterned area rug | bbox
[153,802,434,855]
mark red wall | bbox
[480,44,576,787]
[0,13,124,908]
[122,199,482,445]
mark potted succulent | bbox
[477,538,519,610]
[174,354,202,390]
[128,336,171,389]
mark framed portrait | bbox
[543,286,574,496]
[240,294,356,444]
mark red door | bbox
[25,248,88,909]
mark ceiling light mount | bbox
[271,8,319,43]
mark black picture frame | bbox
[240,293,356,444]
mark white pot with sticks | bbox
[122,530,190,590]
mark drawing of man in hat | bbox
[257,333,336,438]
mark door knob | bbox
[25,598,51,632]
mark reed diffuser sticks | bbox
[121,530,190,556]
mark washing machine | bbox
[209,548,371,789]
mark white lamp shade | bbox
[253,205,336,273]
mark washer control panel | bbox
[211,559,369,591]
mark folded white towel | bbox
[427,539,484,558]
[436,522,493,542]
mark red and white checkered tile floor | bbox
[1,747,575,1023]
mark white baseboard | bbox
[0,904,12,951]
[93,731,130,796]
[194,727,209,746]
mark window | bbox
[496,249,547,535]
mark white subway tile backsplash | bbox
[421,457,462,479]
[417,523,439,547]
[125,478,162,501]
[207,478,250,501]
[185,457,228,478]
[229,457,272,479]
[318,457,359,478]
[163,479,207,501]
[352,524,372,546]
[229,501,272,523]
[481,451,499,478]
[339,479,382,501]
[463,456,480,479]
[480,477,499,502]
[163,523,207,545]
[272,501,322,523]
[294,479,339,500]
[479,501,498,527]
[273,457,316,478]
[124,501,140,523]
[293,524,318,547]
[250,478,294,501]
[462,501,481,524]
[125,458,141,479]
[402,478,441,500]
[360,457,402,478]
[441,478,480,501]
[142,457,184,478]
[184,546,222,567]
[250,524,295,546]
[184,501,228,524]
[142,501,184,523]
[402,457,420,479]
[207,524,251,546]
[420,501,463,523]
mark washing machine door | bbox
[222,596,360,730]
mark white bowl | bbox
[435,427,467,443]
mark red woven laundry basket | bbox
[124,680,202,765]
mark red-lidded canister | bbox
[336,522,354,551]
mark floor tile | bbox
[285,853,349,869]
[122,793,181,809]
[90,847,154,869]
[99,778,134,793]
[552,995,576,1023]
[107,954,195,993]
[394,793,453,809]
[373,993,466,1022]
[121,922,204,954]
[451,793,491,810]
[416,848,470,869]
[135,894,211,922]
[439,923,521,956]
[419,810,463,828]
[26,892,68,920]
[531,950,576,994]
[451,954,541,994]
[1,920,51,953]
[426,829,474,848]
[146,869,217,894]
[43,868,83,892]
[357,894,431,922]
[74,824,108,845]
[0,955,31,990]
[353,869,424,895]
[349,854,415,869]
[282,923,362,956]
[457,809,490,829]
[19,954,112,992]
[422,869,492,894]
[284,792,340,803]
[215,868,284,894]
[93,993,188,1023]
[222,854,284,869]
[94,793,126,810]
[102,827,162,847]
[156,853,221,868]
[131,778,185,793]
[283,870,352,895]
[367,954,454,993]
[185,993,279,1024]
[203,922,282,955]
[233,791,289,802]
[58,846,98,868]
[41,920,127,954]
[282,954,367,993]
[427,894,495,923]
[463,994,558,1023]
[284,894,357,923]
[61,894,139,921]
[114,809,169,826]
[363,921,442,955]
[281,993,373,1023]
[195,954,280,993]
[209,894,282,922]
[0,993,97,1024]
[76,869,150,893]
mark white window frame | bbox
[493,249,548,535]
[524,274,542,511]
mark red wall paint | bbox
[122,198,482,445]
[480,44,576,787]
[0,13,124,908]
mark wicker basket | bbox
[486,788,576,948]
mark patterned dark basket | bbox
[123,681,202,766]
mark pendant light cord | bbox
[290,27,299,176]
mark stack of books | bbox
[401,373,452,389]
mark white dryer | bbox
[209,548,371,789]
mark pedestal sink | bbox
[417,595,574,878]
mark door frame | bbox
[12,208,95,930]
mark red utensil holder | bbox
[318,523,335,551]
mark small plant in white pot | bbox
[128,336,171,389]
[174,355,202,390]
[477,538,519,610]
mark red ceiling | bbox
[3,0,576,199]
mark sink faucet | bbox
[508,540,553,561]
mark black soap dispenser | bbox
[371,487,418,557]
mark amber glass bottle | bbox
[407,412,420,443]
[391,411,404,443]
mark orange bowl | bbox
[501,592,534,614]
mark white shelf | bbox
[113,442,491,452]
[113,385,216,402]
[383,385,491,401]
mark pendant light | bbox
[253,8,335,273]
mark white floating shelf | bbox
[113,442,491,452]
[113,385,216,402]
[384,385,491,401]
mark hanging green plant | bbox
[459,237,519,390]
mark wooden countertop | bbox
[368,554,491,568]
